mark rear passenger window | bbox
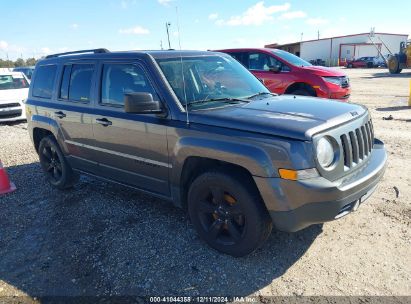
[32,65,57,99]
[68,64,94,102]
[101,64,158,106]
[228,52,248,67]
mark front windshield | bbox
[0,74,29,90]
[272,50,312,67]
[156,54,269,109]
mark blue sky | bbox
[0,0,410,59]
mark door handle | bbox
[95,118,112,127]
[55,111,66,119]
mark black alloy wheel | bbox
[188,171,272,257]
[197,185,245,246]
[38,136,78,189]
[41,144,63,183]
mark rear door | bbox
[55,61,98,172]
[91,60,170,196]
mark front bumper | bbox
[316,84,351,101]
[0,101,26,122]
[254,140,387,232]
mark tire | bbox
[290,89,314,96]
[187,170,272,257]
[38,135,79,189]
[388,56,401,74]
[347,63,353,68]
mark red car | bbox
[345,57,375,68]
[216,48,351,101]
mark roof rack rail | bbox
[45,48,110,59]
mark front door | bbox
[91,61,170,196]
[245,52,292,94]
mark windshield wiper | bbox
[186,97,249,106]
[245,92,276,99]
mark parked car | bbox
[373,55,389,67]
[13,66,35,79]
[345,57,375,68]
[26,49,387,256]
[0,71,29,122]
[216,48,350,101]
[309,59,326,66]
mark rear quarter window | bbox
[32,65,57,99]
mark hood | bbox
[188,95,367,140]
[0,88,29,103]
[299,65,347,77]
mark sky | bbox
[0,0,410,60]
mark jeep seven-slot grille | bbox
[340,120,374,169]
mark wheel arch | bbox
[178,156,261,210]
[284,82,317,96]
[170,137,276,208]
[30,115,65,153]
[33,128,54,152]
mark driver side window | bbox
[247,52,290,72]
[101,63,159,107]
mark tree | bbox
[0,59,15,68]
[25,57,37,66]
[14,58,25,67]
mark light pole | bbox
[166,22,171,49]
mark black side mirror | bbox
[268,65,281,73]
[124,92,163,114]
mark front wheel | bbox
[38,136,79,189]
[290,89,314,96]
[188,171,272,257]
[388,56,401,74]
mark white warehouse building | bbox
[265,32,408,66]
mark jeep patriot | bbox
[26,49,387,256]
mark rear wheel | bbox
[188,171,272,257]
[388,56,401,74]
[38,136,79,189]
[347,63,353,68]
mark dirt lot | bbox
[0,68,410,299]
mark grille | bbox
[340,119,374,169]
[341,77,350,88]
[0,103,20,109]
[0,110,22,119]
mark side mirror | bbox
[268,65,281,73]
[124,92,163,114]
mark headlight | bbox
[316,137,335,168]
[322,76,342,86]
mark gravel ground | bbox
[0,68,410,299]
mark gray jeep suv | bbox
[26,49,387,256]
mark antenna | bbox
[176,6,189,125]
[166,22,172,49]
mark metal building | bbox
[265,32,408,66]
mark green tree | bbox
[25,57,37,66]
[0,59,15,68]
[14,58,26,67]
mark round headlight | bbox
[316,137,335,168]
